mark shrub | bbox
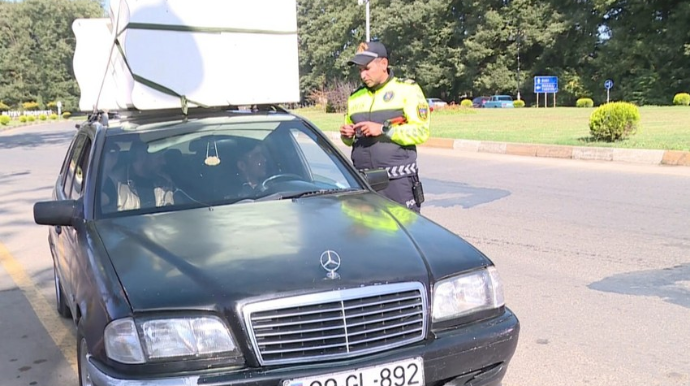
[22,101,39,110]
[27,115,36,122]
[19,116,27,123]
[0,101,9,111]
[589,102,640,142]
[673,93,690,106]
[39,114,47,121]
[513,100,525,108]
[0,115,10,125]
[576,98,594,108]
[62,111,72,119]
[50,113,58,120]
[460,99,473,108]
[47,101,58,108]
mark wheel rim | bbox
[79,338,93,386]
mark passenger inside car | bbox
[100,141,125,213]
[236,141,269,196]
[117,140,176,211]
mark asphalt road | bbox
[1,122,689,386]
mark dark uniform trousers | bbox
[381,175,420,213]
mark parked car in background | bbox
[472,96,490,108]
[426,98,448,110]
[33,106,520,386]
[484,95,515,108]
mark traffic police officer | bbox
[341,41,430,212]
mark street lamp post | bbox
[357,0,370,42]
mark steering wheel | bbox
[260,173,305,191]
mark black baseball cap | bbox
[348,41,388,66]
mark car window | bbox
[70,137,93,199]
[498,96,512,101]
[97,118,362,217]
[62,134,87,198]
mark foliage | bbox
[0,115,9,125]
[460,99,473,108]
[672,93,690,106]
[22,101,39,110]
[50,113,58,120]
[0,0,103,108]
[62,111,72,119]
[39,113,47,120]
[307,79,357,113]
[27,115,36,122]
[19,116,27,123]
[513,100,525,108]
[589,102,640,142]
[0,101,9,111]
[576,98,594,108]
[47,101,58,108]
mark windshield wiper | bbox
[279,188,363,200]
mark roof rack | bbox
[111,104,291,125]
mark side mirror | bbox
[34,200,78,227]
[361,169,389,192]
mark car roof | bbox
[94,106,299,136]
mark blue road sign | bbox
[534,76,558,93]
[604,79,614,90]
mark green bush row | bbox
[576,98,594,108]
[0,115,10,125]
[589,102,640,142]
[513,100,525,108]
[673,93,690,106]
[460,99,473,108]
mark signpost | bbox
[534,76,558,107]
[56,101,62,117]
[604,79,613,103]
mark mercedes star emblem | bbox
[320,250,341,280]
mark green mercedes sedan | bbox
[33,106,519,386]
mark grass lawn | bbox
[292,106,690,151]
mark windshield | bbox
[96,118,363,217]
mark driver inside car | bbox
[236,142,269,196]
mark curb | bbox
[324,132,690,167]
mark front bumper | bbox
[89,308,519,386]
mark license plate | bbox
[282,357,424,386]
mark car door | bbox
[56,133,93,310]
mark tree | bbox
[0,0,103,110]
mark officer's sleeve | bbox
[341,112,354,147]
[386,83,430,146]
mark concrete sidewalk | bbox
[325,132,690,167]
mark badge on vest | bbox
[383,91,395,102]
[417,103,429,120]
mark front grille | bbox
[243,282,427,365]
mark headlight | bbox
[105,316,239,363]
[432,266,505,322]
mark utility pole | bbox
[516,29,521,101]
[357,0,370,42]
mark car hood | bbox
[95,193,490,312]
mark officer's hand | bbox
[340,124,355,138]
[354,121,384,137]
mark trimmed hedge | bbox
[513,100,525,108]
[576,98,594,108]
[27,115,36,122]
[589,102,640,142]
[39,114,47,121]
[460,99,473,108]
[673,93,690,106]
[50,113,58,120]
[62,111,72,119]
[0,115,10,125]
[19,116,27,123]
